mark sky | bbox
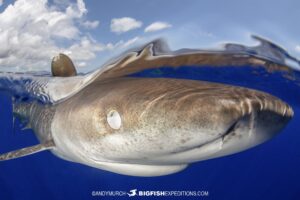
[0,0,299,72]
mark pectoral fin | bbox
[0,140,55,161]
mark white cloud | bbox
[296,45,300,52]
[144,21,172,33]
[0,0,102,70]
[0,0,3,6]
[106,37,140,50]
[66,37,103,60]
[110,17,142,33]
[66,0,87,18]
[122,36,140,47]
[82,20,99,29]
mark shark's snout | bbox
[197,91,293,160]
[139,90,294,165]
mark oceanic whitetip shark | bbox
[0,38,294,176]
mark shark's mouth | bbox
[160,120,240,157]
[89,98,292,166]
[85,118,241,166]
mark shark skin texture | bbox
[0,39,294,176]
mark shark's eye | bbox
[107,110,122,129]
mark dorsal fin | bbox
[51,53,77,77]
[0,140,55,161]
[0,67,99,104]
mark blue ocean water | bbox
[0,65,299,200]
